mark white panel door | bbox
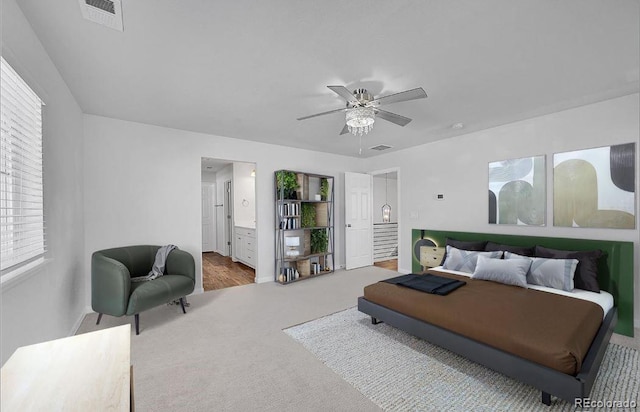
[201,183,216,252]
[345,172,373,270]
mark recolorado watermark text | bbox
[575,398,637,409]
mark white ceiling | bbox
[15,0,640,158]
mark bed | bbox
[357,229,634,405]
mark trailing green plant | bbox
[275,170,299,199]
[320,178,329,201]
[310,228,328,254]
[301,203,316,228]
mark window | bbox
[0,57,45,273]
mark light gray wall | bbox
[363,94,640,327]
[233,162,256,228]
[83,115,365,294]
[1,0,86,365]
[201,170,217,183]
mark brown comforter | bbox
[363,269,604,375]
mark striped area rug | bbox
[284,307,639,412]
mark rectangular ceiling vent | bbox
[79,0,124,31]
[369,144,393,151]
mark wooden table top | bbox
[1,325,131,412]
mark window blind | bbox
[1,57,45,272]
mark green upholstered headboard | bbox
[411,229,635,337]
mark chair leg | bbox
[179,297,187,314]
[96,313,103,325]
[134,314,140,335]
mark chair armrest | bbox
[91,252,131,316]
[165,249,196,283]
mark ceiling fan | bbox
[297,86,428,136]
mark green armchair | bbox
[92,245,195,334]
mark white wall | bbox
[83,115,364,295]
[201,170,217,183]
[364,94,640,326]
[1,0,86,364]
[373,174,398,224]
[233,162,256,228]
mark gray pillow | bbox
[439,238,488,265]
[534,246,602,293]
[471,255,530,288]
[504,252,578,291]
[442,246,502,274]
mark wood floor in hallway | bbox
[202,252,255,291]
[373,259,398,271]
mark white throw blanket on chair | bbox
[131,244,177,282]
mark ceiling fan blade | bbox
[375,109,412,127]
[327,86,359,104]
[297,107,346,121]
[339,124,349,135]
[369,87,427,106]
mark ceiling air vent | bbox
[369,144,393,151]
[79,0,124,31]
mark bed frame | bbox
[358,229,633,406]
[358,297,616,405]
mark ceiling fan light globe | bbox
[346,107,375,136]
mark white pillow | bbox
[504,251,578,291]
[471,255,531,288]
[442,246,502,274]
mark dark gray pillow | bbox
[484,241,534,257]
[534,246,603,293]
[440,238,488,265]
[446,238,488,251]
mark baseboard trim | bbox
[70,306,93,336]
[255,276,272,284]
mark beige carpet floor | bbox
[78,266,640,411]
[77,266,396,411]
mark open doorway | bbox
[201,158,257,291]
[371,170,399,271]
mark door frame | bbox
[344,171,374,270]
[369,167,401,267]
[201,182,217,252]
[199,158,259,294]
[224,179,233,257]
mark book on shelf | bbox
[279,202,299,217]
[280,267,300,283]
[279,218,300,230]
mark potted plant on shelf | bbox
[320,178,329,201]
[310,229,328,254]
[276,170,299,199]
[301,203,316,228]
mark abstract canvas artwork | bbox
[554,143,636,229]
[488,155,545,225]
